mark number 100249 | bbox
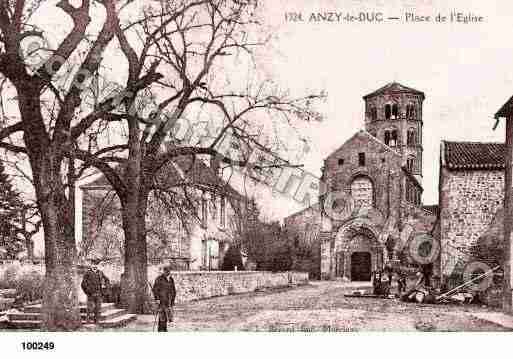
[21,342,55,350]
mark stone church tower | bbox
[363,82,425,183]
[284,82,438,282]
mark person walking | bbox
[152,264,176,332]
[81,259,110,324]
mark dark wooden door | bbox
[351,252,371,281]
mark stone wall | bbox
[162,271,309,303]
[77,264,309,303]
[323,130,405,224]
[314,130,434,280]
[0,263,309,305]
[439,167,504,278]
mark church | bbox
[285,82,438,281]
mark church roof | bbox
[326,129,402,161]
[80,156,241,198]
[363,82,425,100]
[442,141,505,170]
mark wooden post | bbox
[504,115,513,313]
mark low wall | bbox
[164,271,309,303]
[1,263,309,304]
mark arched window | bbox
[406,156,415,173]
[384,129,398,147]
[350,176,373,210]
[385,104,391,120]
[391,130,398,146]
[407,128,416,146]
[392,104,399,119]
[406,104,416,119]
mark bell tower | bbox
[363,82,425,183]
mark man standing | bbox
[152,264,176,332]
[81,259,110,324]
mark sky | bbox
[245,0,513,219]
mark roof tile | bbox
[363,82,425,100]
[443,141,505,170]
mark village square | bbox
[0,0,513,334]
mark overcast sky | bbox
[247,0,513,218]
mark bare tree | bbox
[0,0,169,329]
[69,0,324,313]
[0,0,324,323]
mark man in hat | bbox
[81,259,110,324]
[152,264,176,332]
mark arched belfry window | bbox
[392,104,399,119]
[406,104,416,119]
[350,176,373,210]
[385,104,391,120]
[384,128,398,147]
[406,156,416,173]
[385,103,399,120]
[407,128,416,146]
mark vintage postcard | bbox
[0,0,512,356]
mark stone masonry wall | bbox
[364,92,424,178]
[0,263,308,305]
[323,131,405,225]
[439,168,504,278]
[77,266,309,303]
[165,271,309,303]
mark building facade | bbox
[79,156,247,271]
[438,141,506,282]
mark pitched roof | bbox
[495,94,513,119]
[326,129,401,160]
[363,82,425,100]
[442,141,505,170]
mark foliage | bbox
[0,264,18,288]
[221,245,244,271]
[0,161,25,259]
[0,0,325,320]
[237,202,295,272]
[0,265,44,303]
[15,270,44,303]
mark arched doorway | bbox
[334,222,385,281]
[351,252,372,281]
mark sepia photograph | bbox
[0,0,512,356]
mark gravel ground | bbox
[108,281,510,332]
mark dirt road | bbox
[117,281,509,332]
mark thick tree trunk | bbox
[120,189,152,314]
[18,84,81,330]
[34,161,81,331]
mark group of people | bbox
[373,263,435,303]
[81,260,176,332]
